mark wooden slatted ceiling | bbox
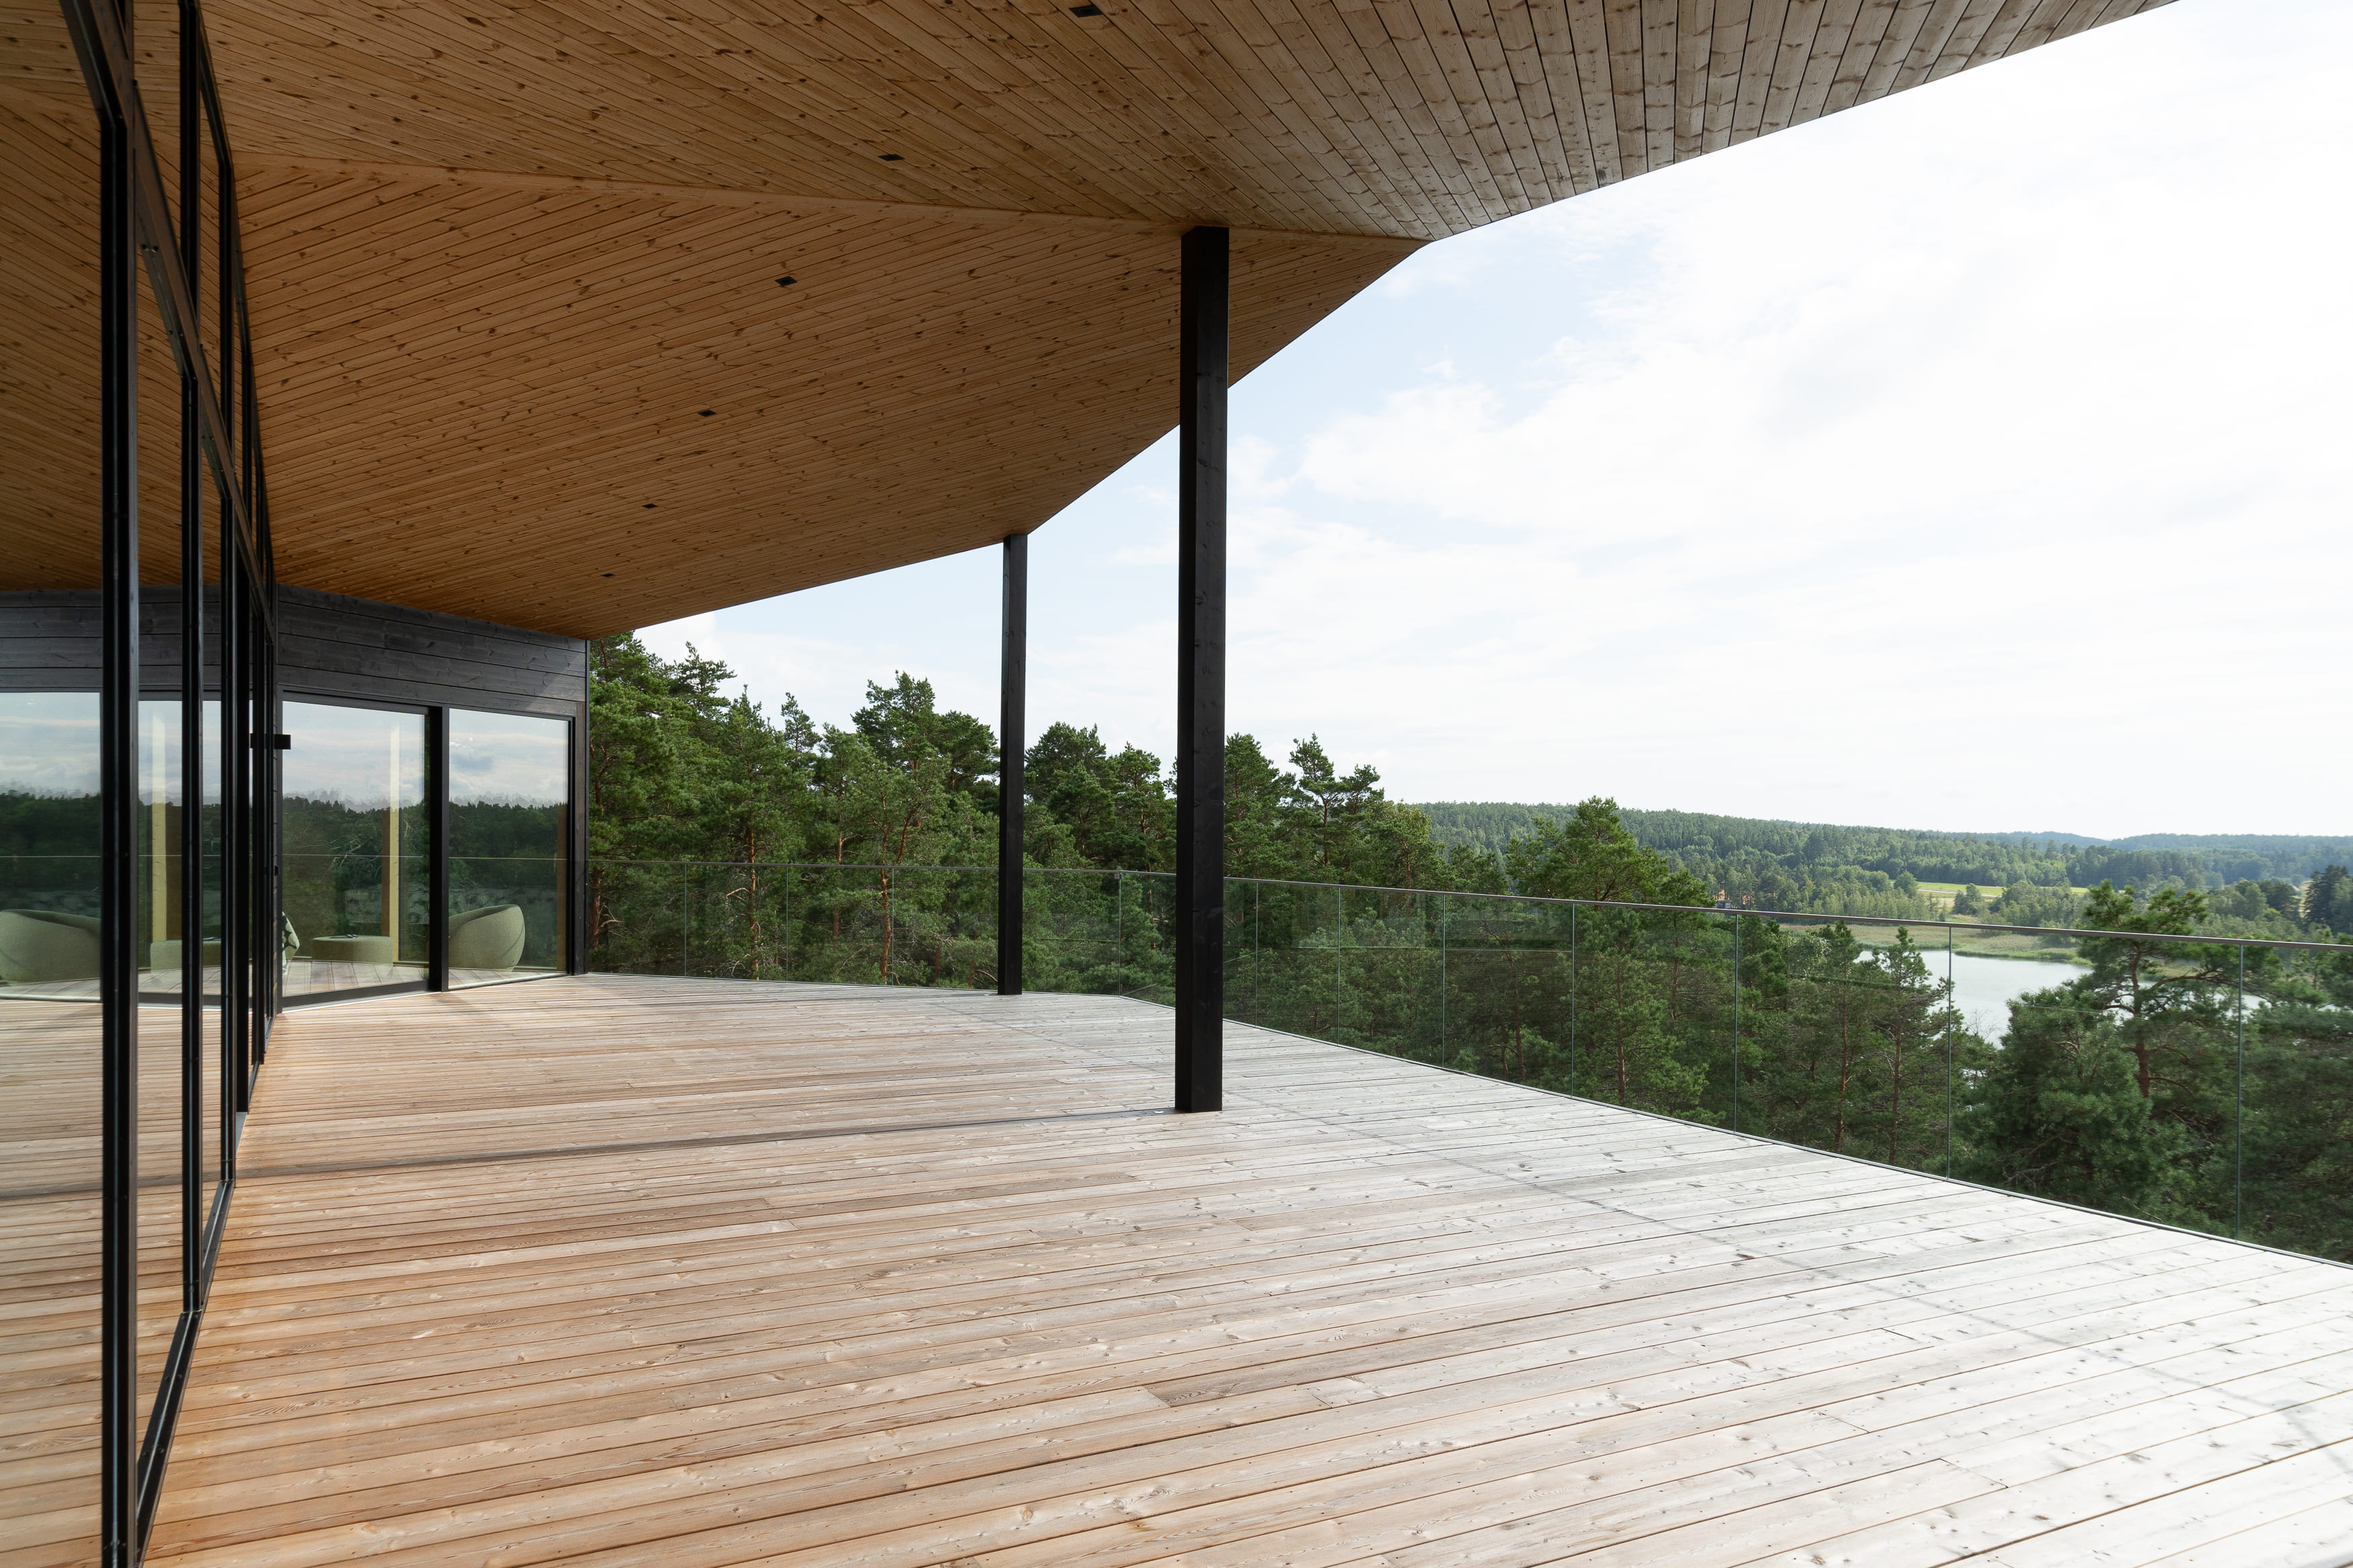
[0,69,206,597]
[235,165,1410,630]
[203,0,2180,237]
[138,979,2353,1567]
[5,0,2177,629]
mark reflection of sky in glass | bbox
[451,710,567,807]
[136,700,225,806]
[0,692,99,796]
[3,694,225,803]
[284,702,426,811]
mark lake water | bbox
[1936,952,2081,1038]
[1844,946,2081,1038]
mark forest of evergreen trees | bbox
[1416,802,2353,936]
[580,638,2352,1264]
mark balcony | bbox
[138,973,2353,1566]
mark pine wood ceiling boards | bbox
[189,0,2176,636]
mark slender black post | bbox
[1174,225,1228,1113]
[178,6,205,1309]
[997,532,1027,995]
[569,703,589,974]
[97,52,140,1561]
[218,550,240,1178]
[428,708,450,990]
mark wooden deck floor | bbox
[147,977,2353,1567]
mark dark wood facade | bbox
[275,585,586,718]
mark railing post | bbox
[998,532,1026,995]
[2235,943,2245,1241]
[1174,224,1228,1112]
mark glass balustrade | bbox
[583,857,2352,1265]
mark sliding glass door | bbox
[279,701,428,1001]
[274,701,571,1001]
[447,708,571,987]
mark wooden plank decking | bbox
[145,976,2353,1567]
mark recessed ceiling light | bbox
[643,503,656,509]
[879,153,904,161]
[776,276,796,286]
[602,572,614,578]
[1070,5,1102,14]
[699,409,715,417]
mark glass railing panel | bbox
[2008,922,2234,1237]
[1118,872,1174,1005]
[1739,915,1960,1167]
[1237,879,1326,1041]
[2238,940,2352,1259]
[1021,867,1110,994]
[584,858,684,975]
[567,859,2352,1266]
[1560,903,1722,1122]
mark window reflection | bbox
[448,710,568,985]
[135,695,223,994]
[282,701,427,997]
[0,692,102,997]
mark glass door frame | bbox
[276,694,579,1007]
[275,690,433,1008]
[444,703,578,991]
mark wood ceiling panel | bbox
[185,0,2173,632]
[241,164,1410,634]
[0,84,103,593]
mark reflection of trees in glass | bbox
[449,709,569,972]
[0,788,103,920]
[282,790,427,954]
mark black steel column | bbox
[177,5,205,1309]
[1174,226,1227,1113]
[428,708,450,990]
[569,704,589,975]
[218,549,241,1176]
[997,532,1027,995]
[95,42,140,1560]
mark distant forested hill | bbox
[1414,802,2353,899]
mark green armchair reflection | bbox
[147,938,223,972]
[141,917,300,977]
[0,909,102,983]
[448,904,526,971]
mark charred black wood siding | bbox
[276,586,585,717]
[1,585,586,716]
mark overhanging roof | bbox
[48,0,2182,636]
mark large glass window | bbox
[0,9,105,1549]
[448,709,569,986]
[281,702,428,999]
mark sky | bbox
[643,0,2352,842]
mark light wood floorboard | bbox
[144,976,2353,1567]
